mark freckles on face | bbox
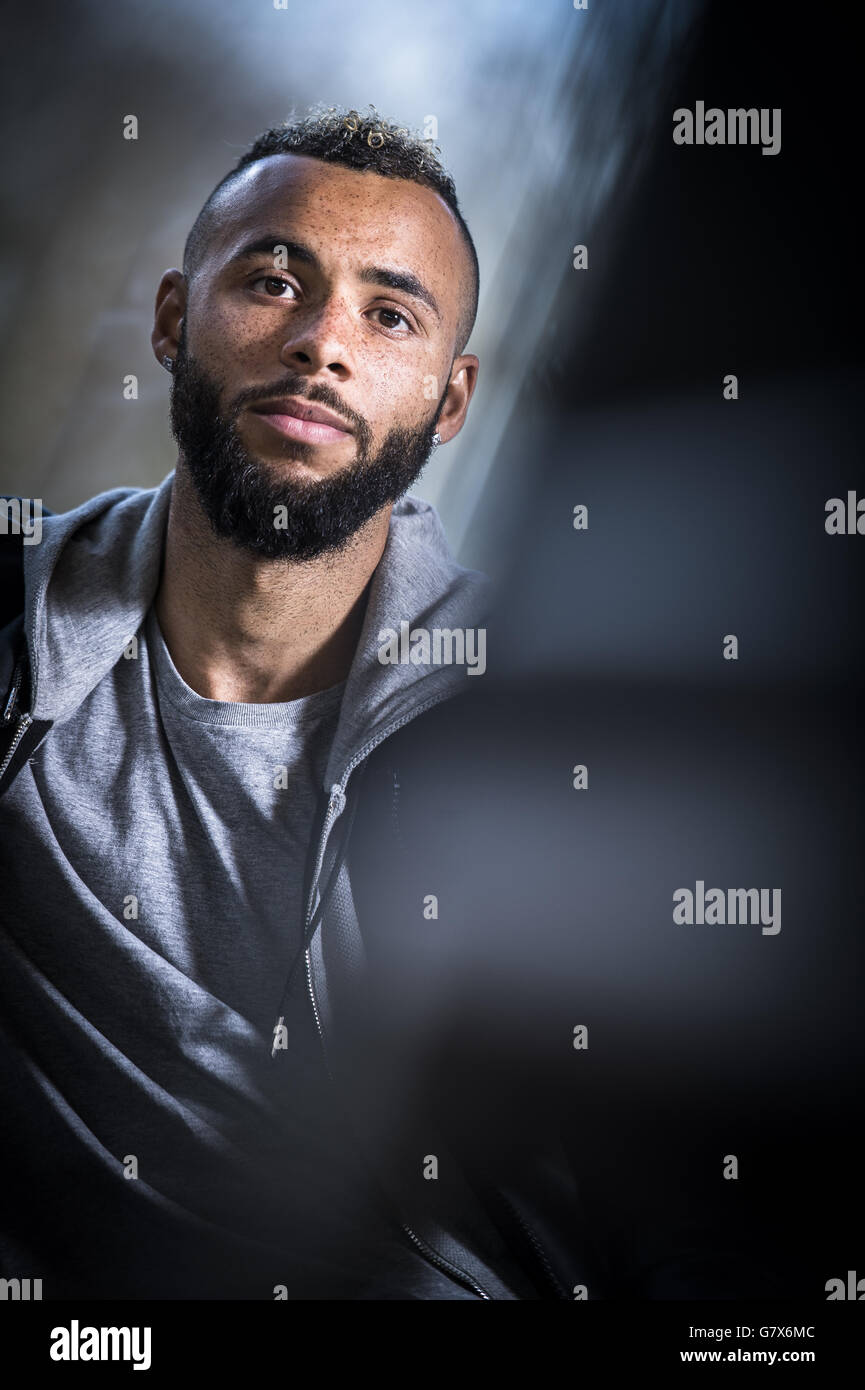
[187,155,463,445]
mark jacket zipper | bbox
[498,1191,569,1299]
[400,1222,492,1300]
[301,686,462,938]
[302,685,494,1300]
[2,649,27,724]
[0,712,33,781]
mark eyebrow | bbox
[356,265,441,321]
[228,233,442,320]
[231,235,316,267]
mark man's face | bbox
[161,154,477,561]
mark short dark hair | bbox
[182,104,479,354]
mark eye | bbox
[250,274,298,299]
[370,305,414,333]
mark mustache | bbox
[227,373,367,438]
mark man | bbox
[0,105,537,1300]
[0,106,786,1305]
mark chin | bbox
[254,447,352,482]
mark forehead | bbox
[208,153,466,291]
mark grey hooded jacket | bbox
[0,473,590,1301]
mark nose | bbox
[279,296,355,381]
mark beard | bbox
[168,326,446,562]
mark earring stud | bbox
[162,356,174,373]
[431,432,442,448]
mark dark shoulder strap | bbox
[0,516,25,630]
[1,496,53,631]
[0,501,55,793]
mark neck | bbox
[154,464,391,702]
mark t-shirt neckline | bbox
[144,606,347,729]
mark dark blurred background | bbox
[348,0,864,1299]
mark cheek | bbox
[359,344,444,432]
[193,303,266,365]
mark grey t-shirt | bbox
[0,606,479,1299]
[140,605,340,1036]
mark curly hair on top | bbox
[182,104,479,353]
[241,104,454,186]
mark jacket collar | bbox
[22,470,490,786]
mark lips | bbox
[248,395,353,446]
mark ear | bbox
[151,269,187,371]
[434,354,480,444]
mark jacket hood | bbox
[21,470,491,786]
